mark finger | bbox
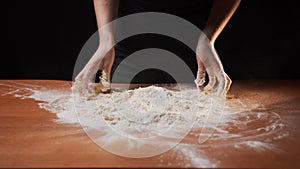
[194,70,206,88]
[96,49,114,94]
[81,70,94,96]
[195,55,206,86]
[75,71,83,82]
[204,73,216,92]
[196,54,206,70]
[216,72,226,98]
[225,73,232,93]
[72,68,85,92]
[81,78,89,96]
[104,63,112,84]
[96,57,111,94]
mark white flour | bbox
[1,82,289,167]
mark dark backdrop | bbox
[3,0,300,80]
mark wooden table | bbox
[0,80,300,168]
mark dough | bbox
[96,71,111,94]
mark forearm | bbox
[203,0,241,44]
[94,0,119,44]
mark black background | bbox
[3,0,300,80]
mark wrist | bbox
[98,28,115,45]
[202,29,216,45]
[198,33,214,48]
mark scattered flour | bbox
[1,82,289,167]
[234,141,284,153]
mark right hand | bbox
[195,36,232,98]
[75,43,115,95]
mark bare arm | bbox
[204,0,241,44]
[195,0,241,97]
[75,0,119,95]
[94,0,119,44]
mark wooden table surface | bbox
[0,80,300,168]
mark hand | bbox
[74,43,115,95]
[195,36,231,98]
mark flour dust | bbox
[1,82,289,167]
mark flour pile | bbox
[76,86,216,138]
[67,85,227,158]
